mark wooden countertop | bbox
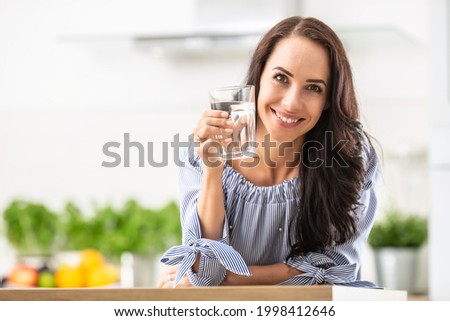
[0,285,407,301]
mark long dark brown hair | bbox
[245,16,370,257]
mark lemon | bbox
[85,264,119,287]
[54,264,84,288]
[79,249,104,274]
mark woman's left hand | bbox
[156,265,192,288]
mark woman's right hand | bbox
[156,264,192,288]
[194,110,233,168]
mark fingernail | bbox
[221,112,229,117]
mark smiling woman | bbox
[158,16,380,288]
[256,36,329,145]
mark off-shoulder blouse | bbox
[161,140,379,288]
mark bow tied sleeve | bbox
[161,213,250,287]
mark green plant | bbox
[2,199,182,260]
[2,200,60,256]
[60,200,182,261]
[60,202,92,251]
[368,208,428,248]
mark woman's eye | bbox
[306,84,323,93]
[274,73,288,83]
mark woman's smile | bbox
[271,108,305,128]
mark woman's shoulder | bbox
[359,132,380,189]
[360,132,378,164]
[178,139,202,171]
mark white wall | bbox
[0,0,278,274]
[0,0,432,291]
[301,0,430,215]
[428,0,450,301]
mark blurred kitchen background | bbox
[0,0,449,299]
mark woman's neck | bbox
[230,127,303,186]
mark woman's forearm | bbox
[192,166,226,273]
[222,263,303,285]
[197,167,226,240]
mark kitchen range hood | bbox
[57,0,419,57]
[57,0,298,57]
[131,31,264,57]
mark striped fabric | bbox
[160,139,380,288]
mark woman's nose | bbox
[281,87,301,112]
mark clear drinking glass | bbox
[209,85,256,160]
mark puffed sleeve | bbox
[280,140,380,287]
[160,140,250,286]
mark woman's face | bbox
[257,36,330,143]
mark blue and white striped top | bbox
[161,140,380,288]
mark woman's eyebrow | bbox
[273,66,294,77]
[306,79,327,87]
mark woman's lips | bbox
[271,108,304,128]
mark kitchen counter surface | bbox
[0,285,406,301]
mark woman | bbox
[158,16,379,288]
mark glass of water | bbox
[209,85,256,160]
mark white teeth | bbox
[275,111,300,124]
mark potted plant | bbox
[368,208,428,293]
[2,200,61,286]
[2,200,60,257]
